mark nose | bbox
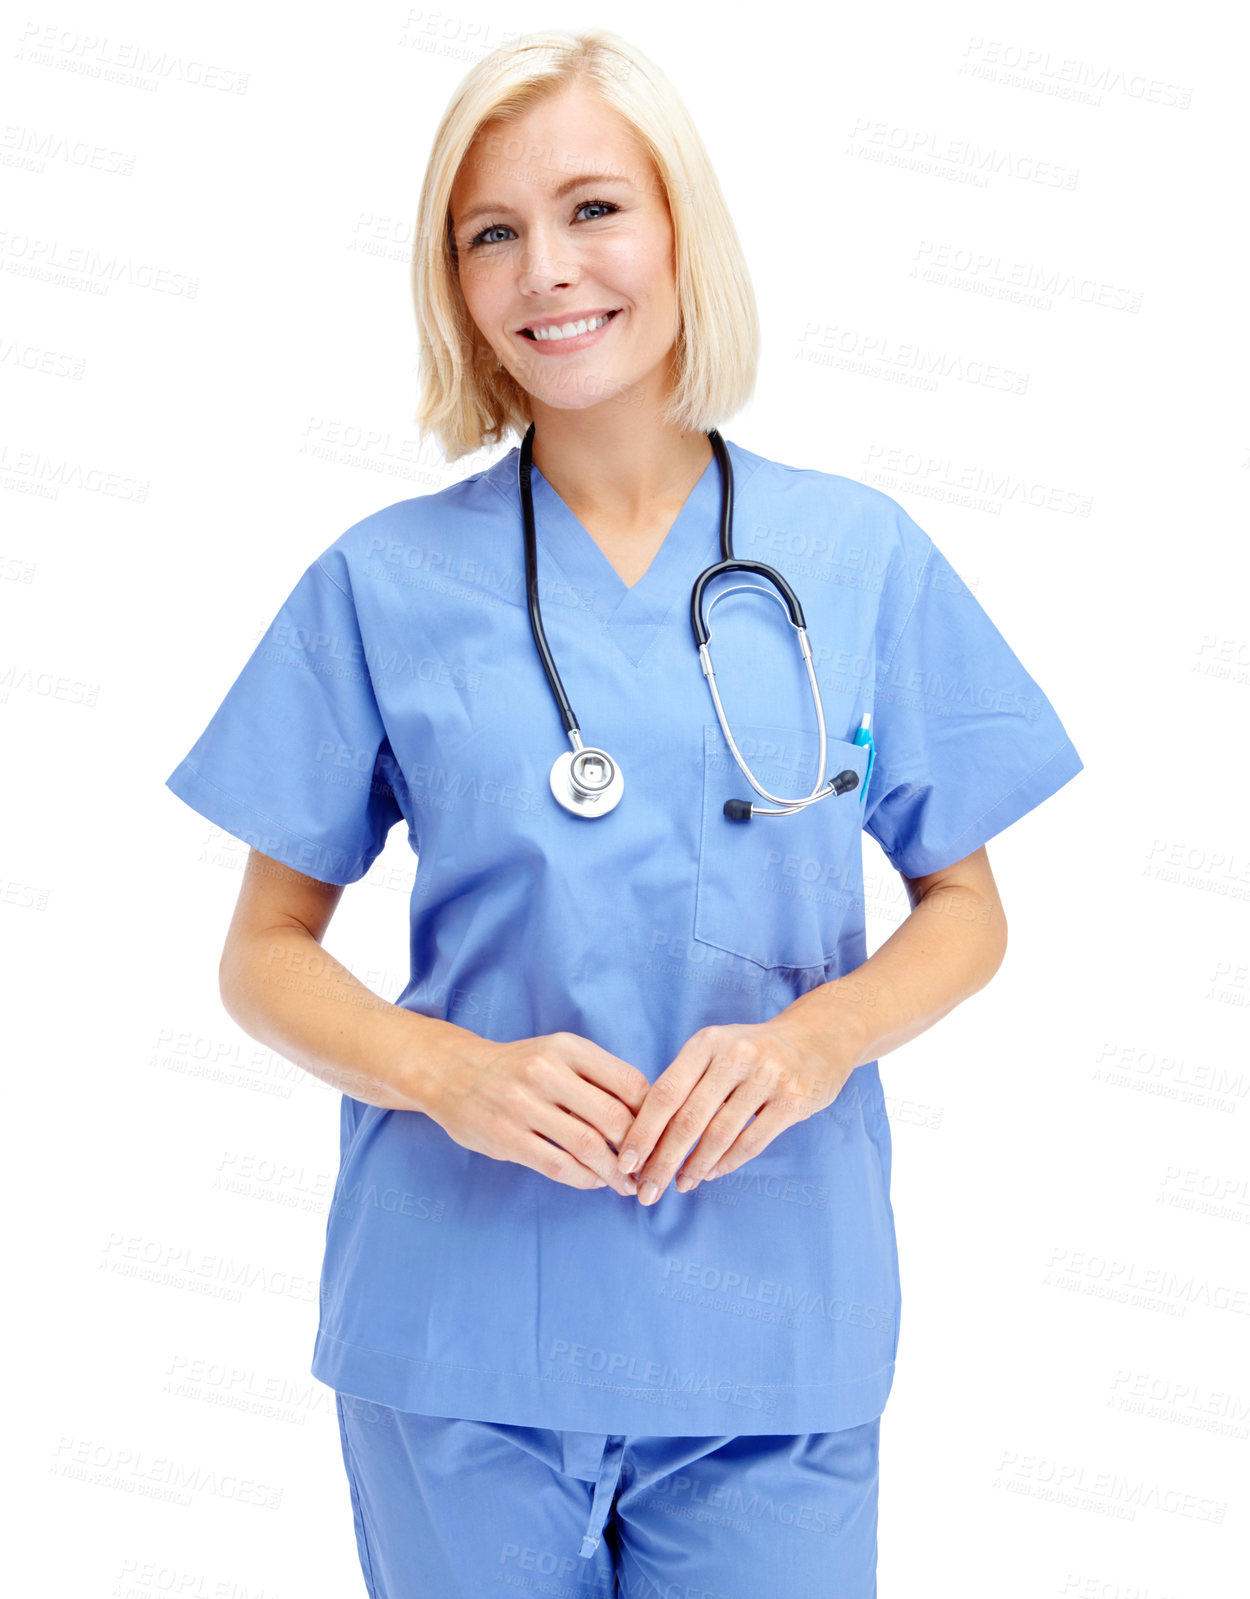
[516,223,580,297]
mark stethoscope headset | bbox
[518,421,861,821]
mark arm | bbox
[616,845,1008,1200]
[777,843,1008,1074]
[216,848,647,1195]
[217,848,478,1113]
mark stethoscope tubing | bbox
[518,422,854,817]
[697,590,833,811]
[519,424,580,743]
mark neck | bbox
[526,406,714,531]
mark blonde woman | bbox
[167,28,1082,1596]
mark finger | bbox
[639,1075,767,1203]
[514,1039,643,1193]
[521,1130,613,1191]
[531,1103,639,1197]
[538,1062,643,1192]
[545,1068,642,1162]
[615,1029,718,1176]
[672,1085,770,1189]
[699,1101,799,1183]
[570,1036,652,1114]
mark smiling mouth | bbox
[520,309,621,341]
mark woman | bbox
[166,28,1083,1597]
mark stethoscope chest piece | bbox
[549,746,624,817]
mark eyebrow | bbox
[454,171,632,229]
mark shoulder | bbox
[307,454,515,598]
[730,441,936,592]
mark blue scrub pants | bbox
[334,1393,880,1597]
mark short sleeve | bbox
[863,508,1083,879]
[165,554,406,885]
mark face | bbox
[449,83,680,416]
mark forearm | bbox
[782,878,1008,1072]
[218,925,482,1113]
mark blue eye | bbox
[468,223,511,249]
[576,200,618,223]
[465,199,620,251]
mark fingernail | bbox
[639,1179,658,1205]
[675,1176,695,1193]
[593,1178,607,1187]
[619,1149,638,1174]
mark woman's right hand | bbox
[423,1031,652,1197]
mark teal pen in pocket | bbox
[854,712,875,805]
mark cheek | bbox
[459,280,504,344]
[458,253,500,302]
[457,268,485,315]
[614,256,675,319]
[640,238,678,304]
[600,229,673,294]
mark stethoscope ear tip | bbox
[724,769,859,822]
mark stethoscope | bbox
[518,422,861,821]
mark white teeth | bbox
[529,312,614,342]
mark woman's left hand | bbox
[615,1012,862,1205]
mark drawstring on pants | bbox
[579,1435,626,1558]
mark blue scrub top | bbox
[166,439,1083,1435]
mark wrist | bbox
[781,974,879,1074]
[395,1013,486,1117]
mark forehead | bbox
[451,84,655,206]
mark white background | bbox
[3,2,1247,1595]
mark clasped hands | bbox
[613,1011,860,1204]
[430,1004,862,1203]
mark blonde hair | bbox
[411,28,759,462]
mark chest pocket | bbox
[694,721,869,971]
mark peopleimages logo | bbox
[661,1259,894,1332]
[544,1341,780,1413]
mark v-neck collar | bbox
[490,438,754,668]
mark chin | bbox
[532,377,634,413]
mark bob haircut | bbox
[411,27,759,463]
